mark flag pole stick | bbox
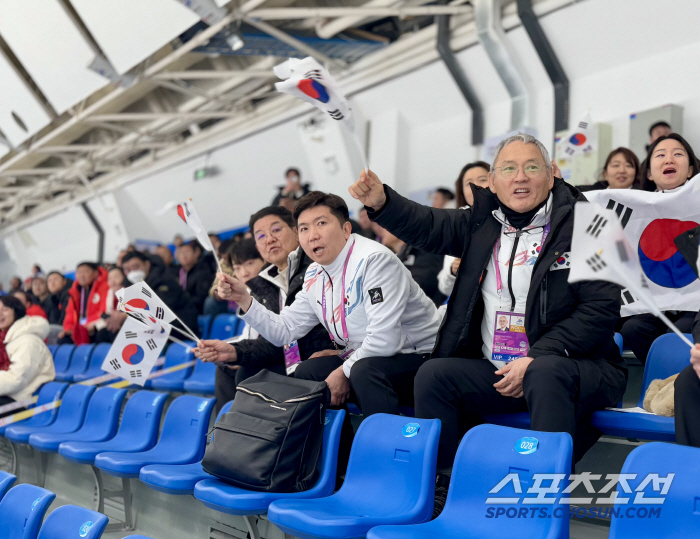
[350,131,369,173]
[171,314,200,342]
[168,333,192,349]
[653,311,694,348]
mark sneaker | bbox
[432,475,450,519]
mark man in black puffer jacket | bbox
[194,207,331,413]
[351,133,628,509]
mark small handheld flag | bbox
[562,112,596,157]
[175,198,223,274]
[568,202,693,348]
[101,317,171,386]
[274,57,368,171]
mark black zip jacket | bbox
[233,249,331,368]
[145,265,199,334]
[368,178,624,367]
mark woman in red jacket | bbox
[59,262,109,345]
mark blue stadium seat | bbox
[0,470,16,500]
[5,385,95,444]
[47,344,58,357]
[268,414,441,539]
[52,344,75,378]
[209,314,239,340]
[481,332,629,431]
[198,314,213,340]
[591,333,691,441]
[195,409,346,517]
[28,387,127,453]
[94,395,215,478]
[73,343,112,382]
[609,442,700,539]
[0,382,67,437]
[149,342,196,392]
[0,483,55,539]
[37,505,109,539]
[59,391,168,465]
[367,425,573,539]
[182,359,216,394]
[139,401,234,495]
[54,344,94,382]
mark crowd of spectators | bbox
[3,122,700,516]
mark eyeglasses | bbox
[496,164,546,179]
[255,225,288,244]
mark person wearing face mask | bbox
[216,193,442,420]
[60,262,109,345]
[354,133,627,516]
[195,208,332,413]
[578,148,640,192]
[437,161,491,297]
[121,251,199,336]
[271,167,311,207]
[0,296,54,418]
[616,134,700,363]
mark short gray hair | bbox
[491,132,552,173]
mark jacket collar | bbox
[491,193,553,232]
[321,234,357,275]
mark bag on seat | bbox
[202,369,330,492]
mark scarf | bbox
[0,330,9,371]
[497,197,548,229]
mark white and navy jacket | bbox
[241,234,442,377]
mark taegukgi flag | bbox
[562,112,597,157]
[176,199,218,254]
[116,282,176,325]
[274,57,354,132]
[101,317,170,386]
[584,176,700,316]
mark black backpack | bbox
[202,369,330,492]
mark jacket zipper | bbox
[540,273,548,325]
[237,386,325,404]
[506,230,522,311]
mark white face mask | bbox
[126,270,146,283]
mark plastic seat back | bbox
[609,442,700,538]
[52,344,75,373]
[0,470,16,500]
[0,483,55,539]
[339,414,440,518]
[151,342,195,384]
[183,359,217,391]
[74,343,112,381]
[57,344,94,380]
[209,314,238,340]
[48,384,96,431]
[312,409,346,496]
[442,424,572,538]
[113,391,169,445]
[198,315,213,340]
[21,382,69,428]
[614,332,623,354]
[152,396,216,461]
[37,504,109,539]
[637,333,693,407]
[47,344,58,356]
[75,387,127,439]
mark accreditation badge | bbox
[492,311,529,363]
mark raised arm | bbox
[349,170,470,257]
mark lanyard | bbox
[494,221,551,297]
[321,240,355,343]
[79,287,86,319]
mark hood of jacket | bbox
[5,314,49,343]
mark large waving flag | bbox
[584,177,700,316]
[274,57,354,133]
[568,202,693,347]
[101,317,170,386]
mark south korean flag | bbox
[101,317,170,386]
[116,282,175,325]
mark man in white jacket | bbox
[217,191,442,415]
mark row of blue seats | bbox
[197,313,243,341]
[0,470,152,539]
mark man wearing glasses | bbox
[350,133,627,514]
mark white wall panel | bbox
[0,0,107,114]
[71,0,199,74]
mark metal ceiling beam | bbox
[247,6,472,19]
[86,112,239,122]
[33,143,172,153]
[153,70,272,80]
[0,32,58,120]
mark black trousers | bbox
[618,312,695,363]
[414,356,627,469]
[214,361,285,415]
[0,396,25,419]
[293,352,429,416]
[675,364,700,447]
